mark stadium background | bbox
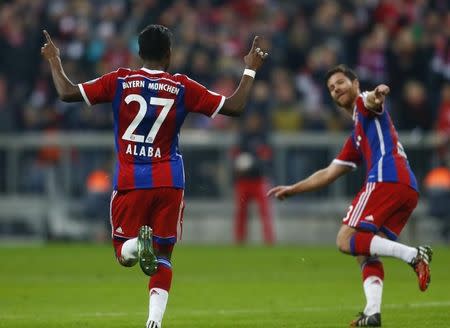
[1,1,450,328]
[0,0,449,244]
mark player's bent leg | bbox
[138,226,158,276]
[343,226,433,291]
[113,238,138,267]
[381,200,433,291]
[409,245,433,291]
[341,226,417,263]
[336,224,358,254]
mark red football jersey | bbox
[333,92,417,191]
[79,67,225,190]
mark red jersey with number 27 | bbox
[78,67,225,190]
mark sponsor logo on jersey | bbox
[364,215,374,222]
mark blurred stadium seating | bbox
[0,0,448,243]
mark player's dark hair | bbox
[325,64,358,84]
[138,24,172,61]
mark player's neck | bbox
[343,93,358,114]
[342,89,361,116]
[143,61,167,72]
[344,102,355,114]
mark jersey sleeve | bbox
[78,70,119,106]
[180,75,225,118]
[356,92,384,117]
[332,135,362,169]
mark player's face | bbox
[327,72,358,109]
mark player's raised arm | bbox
[41,30,82,102]
[364,84,390,113]
[219,36,268,117]
[267,162,353,200]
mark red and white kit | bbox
[79,67,225,246]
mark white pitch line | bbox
[1,301,450,320]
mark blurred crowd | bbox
[0,0,448,134]
[0,0,449,241]
[1,0,450,194]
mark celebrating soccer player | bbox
[268,65,432,327]
[41,25,268,328]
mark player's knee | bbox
[336,225,355,254]
[117,256,137,267]
[336,234,351,254]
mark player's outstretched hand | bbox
[267,185,295,201]
[373,84,390,105]
[41,30,60,60]
[244,36,268,71]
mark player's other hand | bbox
[41,30,60,60]
[267,185,295,201]
[373,84,390,105]
[244,36,269,71]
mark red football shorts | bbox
[110,188,184,245]
[342,182,418,240]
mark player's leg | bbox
[382,193,433,291]
[349,254,384,327]
[138,225,158,275]
[114,238,138,266]
[338,182,417,261]
[146,243,174,328]
[338,183,432,290]
[337,224,432,291]
[234,179,250,244]
[360,255,384,316]
[255,178,275,244]
[110,190,150,267]
[337,224,417,262]
[111,226,157,273]
[145,188,184,328]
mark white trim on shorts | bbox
[348,182,376,227]
[176,190,185,241]
[109,190,118,238]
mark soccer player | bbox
[41,25,268,328]
[267,65,432,327]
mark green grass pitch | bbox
[0,244,449,327]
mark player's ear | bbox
[353,78,360,90]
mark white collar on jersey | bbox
[141,67,165,74]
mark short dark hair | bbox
[138,24,172,61]
[325,64,358,84]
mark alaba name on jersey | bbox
[333,92,418,191]
[78,67,225,190]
